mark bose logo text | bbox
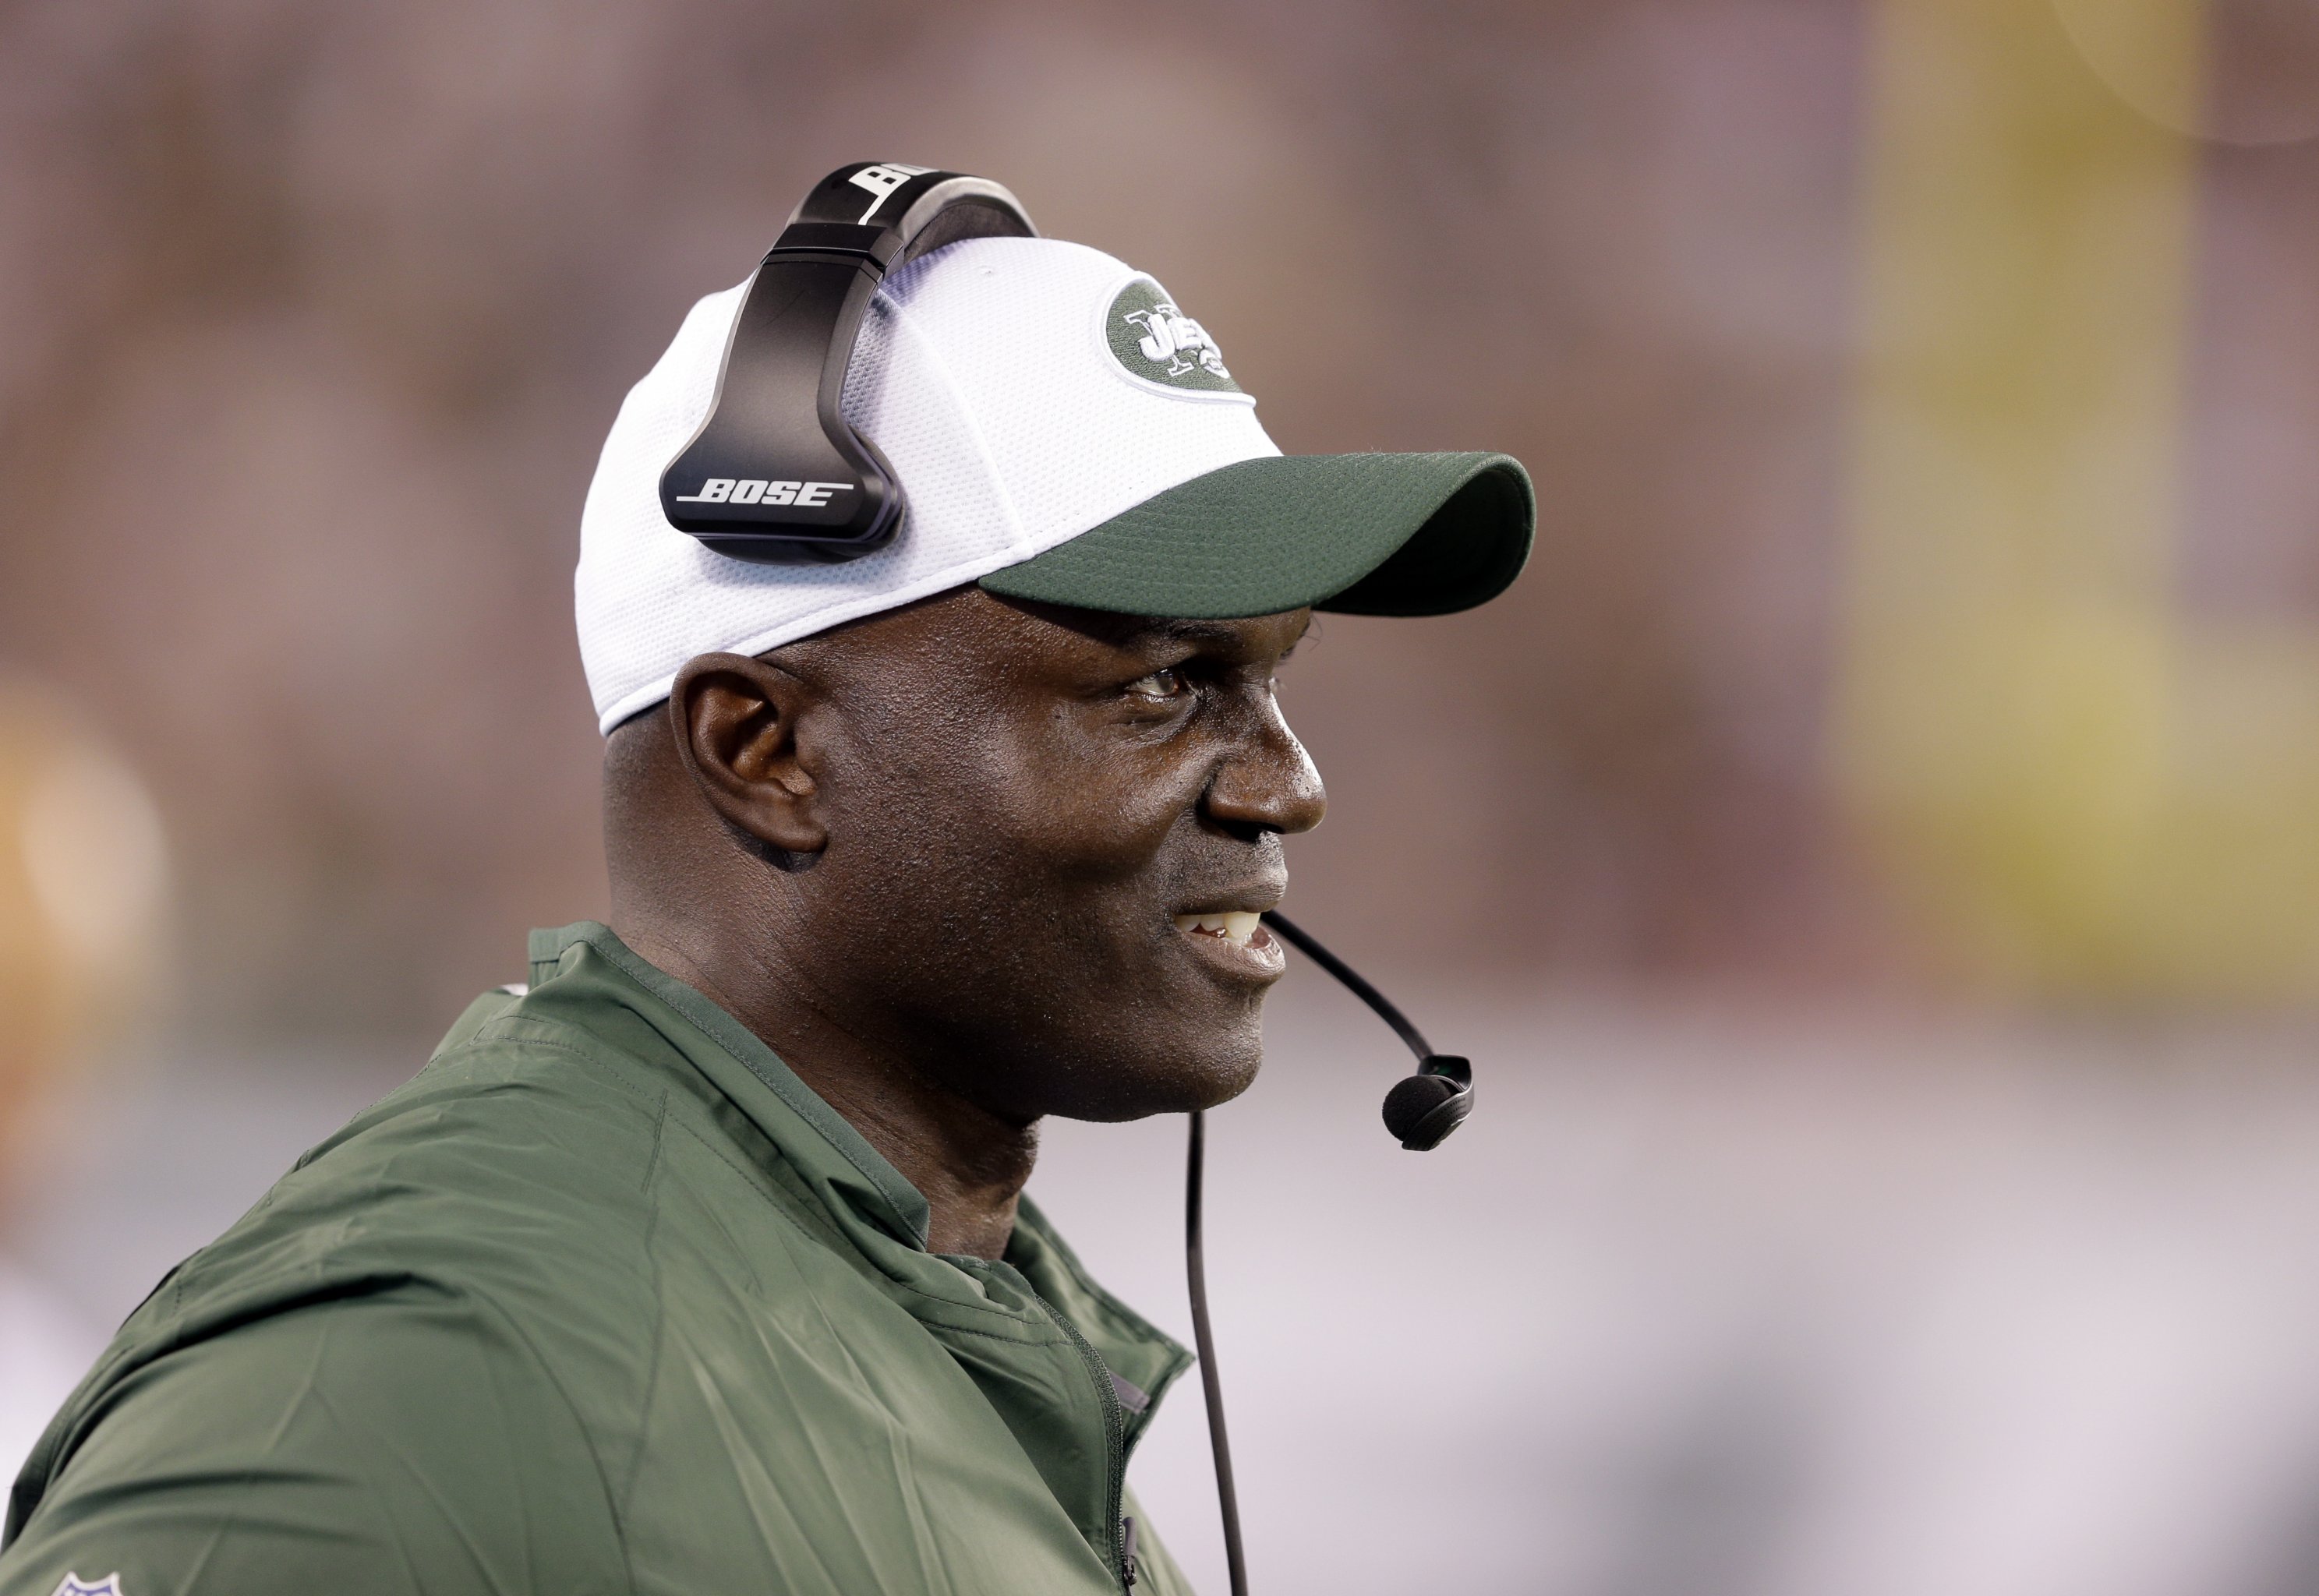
[674,479,855,507]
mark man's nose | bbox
[1204,697,1327,837]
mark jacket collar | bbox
[528,920,931,1246]
[521,921,1191,1432]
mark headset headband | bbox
[659,163,1038,563]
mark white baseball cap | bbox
[576,235,1531,733]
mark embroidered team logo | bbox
[50,1574,125,1596]
[1103,276,1244,397]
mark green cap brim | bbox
[977,452,1534,619]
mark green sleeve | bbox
[0,1292,631,1596]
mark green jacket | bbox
[2,923,1198,1596]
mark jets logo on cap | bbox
[1103,276,1245,399]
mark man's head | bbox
[579,210,1531,1129]
[606,588,1321,1124]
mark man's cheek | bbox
[1043,810,1185,883]
[987,774,1179,863]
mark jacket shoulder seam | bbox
[429,1025,664,1109]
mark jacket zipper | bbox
[1030,1291,1133,1591]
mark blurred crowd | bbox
[0,682,167,1470]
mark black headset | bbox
[679,163,1479,1596]
[659,162,1038,563]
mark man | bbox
[0,195,1531,1595]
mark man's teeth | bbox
[1173,910,1263,948]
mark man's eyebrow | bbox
[1143,620,1255,647]
[1144,614,1317,648]
[1091,616,1310,663]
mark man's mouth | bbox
[1172,909,1264,948]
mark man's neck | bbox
[613,916,1037,1260]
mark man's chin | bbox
[1045,1037,1264,1124]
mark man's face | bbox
[769,588,1325,1125]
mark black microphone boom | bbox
[1180,910,1479,1596]
[1259,910,1475,1151]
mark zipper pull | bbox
[1122,1513,1140,1588]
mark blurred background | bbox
[4,0,2319,1591]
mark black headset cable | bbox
[1185,1109,1250,1596]
[1185,910,1469,1596]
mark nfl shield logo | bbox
[50,1575,123,1596]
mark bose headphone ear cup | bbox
[1381,1072,1470,1150]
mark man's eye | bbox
[1124,668,1189,701]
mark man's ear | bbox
[668,652,828,859]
